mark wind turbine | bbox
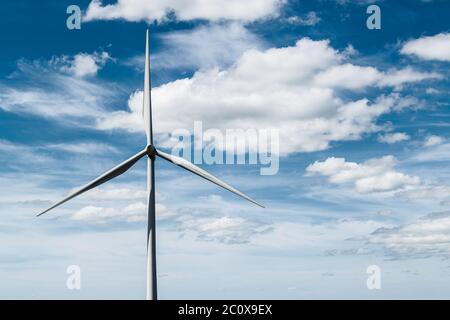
[37,29,264,300]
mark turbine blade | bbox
[37,149,148,217]
[143,28,153,145]
[156,150,264,208]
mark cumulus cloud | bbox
[96,90,144,133]
[286,12,321,26]
[84,0,284,23]
[99,38,435,154]
[314,65,440,90]
[377,67,442,88]
[423,135,445,147]
[71,202,171,224]
[0,37,442,157]
[401,33,450,62]
[306,155,421,193]
[377,132,410,144]
[72,206,117,222]
[63,179,172,225]
[367,211,450,259]
[313,64,381,89]
[81,187,148,201]
[176,215,272,244]
[53,51,112,77]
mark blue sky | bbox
[0,0,450,299]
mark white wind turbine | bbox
[37,30,264,300]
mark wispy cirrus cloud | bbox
[151,23,264,71]
[396,185,450,203]
[0,57,119,124]
[0,140,118,189]
[411,135,450,162]
[43,142,119,155]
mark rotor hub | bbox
[146,144,157,159]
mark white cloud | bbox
[314,64,381,89]
[71,202,171,223]
[44,142,119,154]
[152,23,264,70]
[377,132,410,144]
[286,11,321,26]
[0,37,442,157]
[425,87,439,95]
[84,0,284,23]
[425,88,440,95]
[54,51,112,77]
[306,155,421,193]
[0,140,53,166]
[0,59,116,122]
[96,90,144,133]
[0,140,123,177]
[100,38,434,154]
[377,67,442,88]
[314,65,440,90]
[412,139,450,162]
[0,37,440,157]
[72,206,117,222]
[253,218,389,256]
[176,215,272,244]
[343,44,358,57]
[367,211,450,259]
[424,135,445,147]
[82,187,147,201]
[401,33,450,62]
[396,185,450,202]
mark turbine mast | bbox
[144,28,157,300]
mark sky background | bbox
[0,0,450,299]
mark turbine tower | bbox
[37,29,263,300]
